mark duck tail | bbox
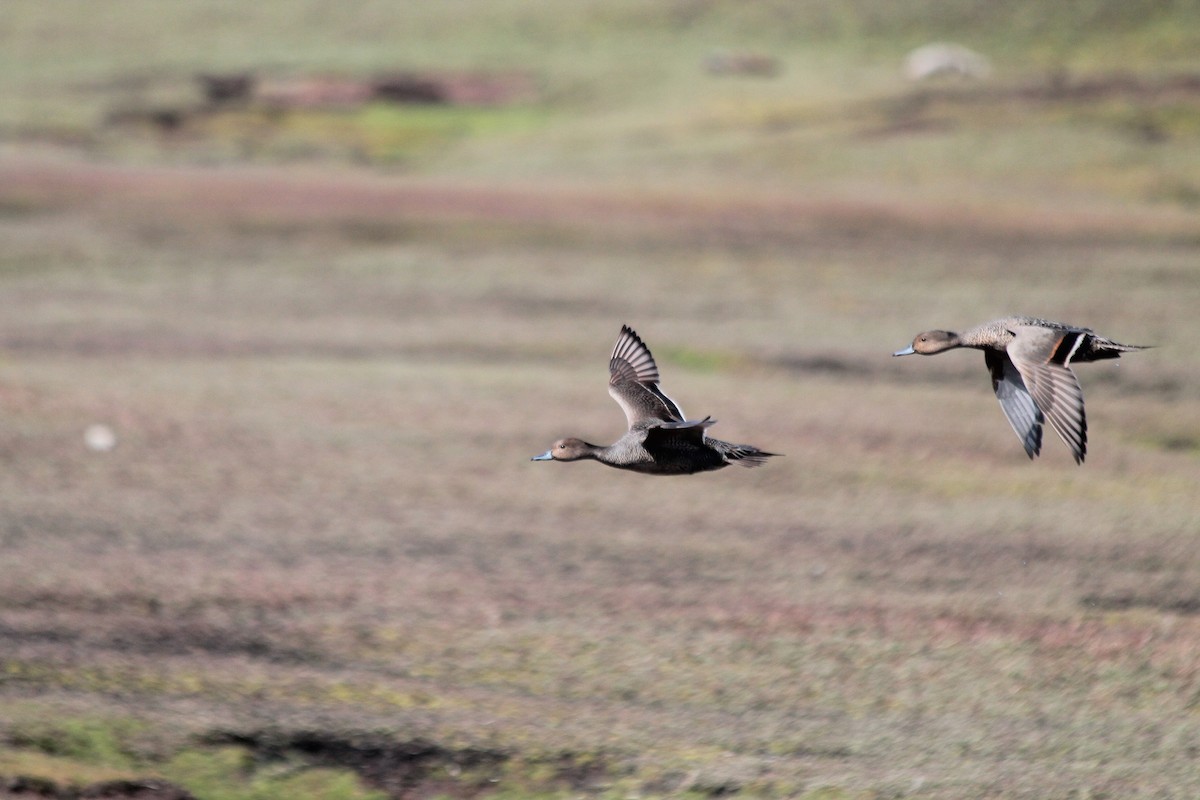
[1080,335,1153,362]
[725,445,781,468]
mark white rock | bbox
[905,43,991,81]
[84,424,117,452]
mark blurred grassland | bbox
[2,2,1200,799]
[6,0,1200,203]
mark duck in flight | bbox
[532,325,779,475]
[894,316,1149,463]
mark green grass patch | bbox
[8,716,144,768]
[1,717,388,800]
[190,103,549,165]
[0,749,139,787]
[164,747,386,800]
[351,102,549,164]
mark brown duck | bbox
[894,316,1149,463]
[532,325,779,474]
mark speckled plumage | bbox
[533,325,778,475]
[894,316,1149,464]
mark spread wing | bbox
[1006,326,1088,464]
[985,350,1044,459]
[608,325,685,428]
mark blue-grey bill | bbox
[893,345,916,357]
[531,450,554,461]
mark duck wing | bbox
[985,350,1044,459]
[608,325,686,428]
[1005,325,1088,464]
[642,417,716,447]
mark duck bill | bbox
[530,450,554,461]
[892,345,916,357]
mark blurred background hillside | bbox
[5,0,1200,204]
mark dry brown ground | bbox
[1,154,1199,798]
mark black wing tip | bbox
[614,324,649,354]
[611,324,661,384]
